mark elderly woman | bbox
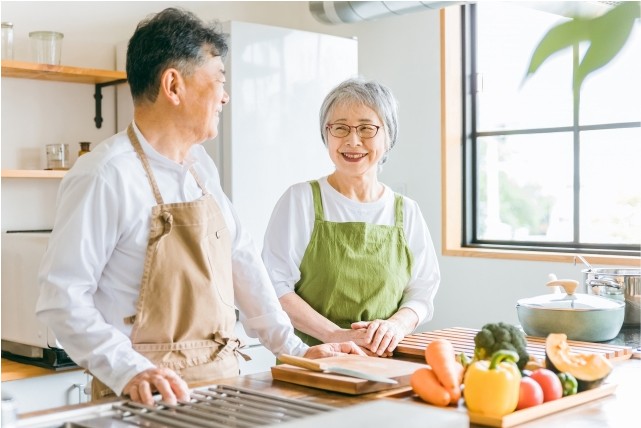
[262,77,440,357]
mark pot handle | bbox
[586,278,621,289]
[547,278,579,295]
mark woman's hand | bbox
[351,308,419,357]
[352,319,406,356]
[304,341,367,359]
[328,327,374,348]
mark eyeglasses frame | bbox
[326,123,384,139]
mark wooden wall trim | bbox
[441,7,463,254]
[439,7,639,267]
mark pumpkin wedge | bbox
[545,333,612,392]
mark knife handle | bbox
[279,354,327,371]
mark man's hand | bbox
[303,341,368,359]
[123,367,189,406]
[352,319,406,356]
[359,346,393,358]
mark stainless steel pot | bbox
[583,268,641,325]
[516,277,625,342]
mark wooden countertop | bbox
[20,358,641,427]
[1,359,83,382]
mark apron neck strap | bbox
[394,194,404,228]
[309,180,325,221]
[127,124,210,205]
[311,180,404,226]
[128,124,164,205]
[189,167,209,196]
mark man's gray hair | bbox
[319,77,399,170]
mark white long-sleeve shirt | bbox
[36,122,308,396]
[262,176,441,327]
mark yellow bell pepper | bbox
[463,350,521,416]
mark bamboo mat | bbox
[396,327,633,363]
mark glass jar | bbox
[46,144,70,170]
[1,22,13,60]
[78,142,91,157]
[30,31,64,65]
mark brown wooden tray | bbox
[378,383,617,427]
[396,327,633,363]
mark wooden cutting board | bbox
[396,327,633,363]
[271,355,427,395]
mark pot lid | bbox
[517,292,624,311]
[517,274,625,311]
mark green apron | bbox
[294,180,414,347]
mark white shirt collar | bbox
[131,120,198,173]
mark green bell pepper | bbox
[557,372,578,396]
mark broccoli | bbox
[474,322,529,370]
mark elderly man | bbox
[36,8,364,406]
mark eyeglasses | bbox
[326,123,383,139]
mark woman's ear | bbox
[159,68,183,106]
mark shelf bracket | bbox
[94,79,128,129]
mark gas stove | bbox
[17,384,468,428]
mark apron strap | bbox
[189,166,209,195]
[309,180,325,221]
[394,193,404,228]
[127,124,164,205]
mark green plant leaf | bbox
[525,19,588,78]
[574,1,640,94]
[524,1,640,92]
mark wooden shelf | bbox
[1,169,67,179]
[1,60,126,84]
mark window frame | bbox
[440,5,641,266]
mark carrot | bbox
[455,361,465,385]
[410,368,451,407]
[425,339,462,404]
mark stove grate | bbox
[112,384,334,428]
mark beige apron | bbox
[91,124,246,400]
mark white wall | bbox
[1,1,624,332]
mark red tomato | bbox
[516,377,544,410]
[530,369,563,402]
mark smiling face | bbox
[181,54,229,141]
[326,102,387,177]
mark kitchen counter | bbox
[20,355,641,428]
[1,359,83,382]
[601,325,640,350]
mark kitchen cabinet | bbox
[1,365,91,414]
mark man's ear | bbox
[159,68,183,106]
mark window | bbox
[463,2,640,256]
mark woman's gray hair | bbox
[319,77,399,170]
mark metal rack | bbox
[111,385,334,428]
